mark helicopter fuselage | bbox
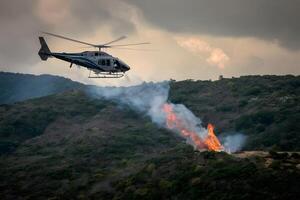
[51,51,130,73]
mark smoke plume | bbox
[89,82,169,125]
[88,81,246,152]
[221,134,247,153]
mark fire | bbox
[163,104,223,151]
[205,123,223,151]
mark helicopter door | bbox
[106,59,111,66]
[101,59,105,66]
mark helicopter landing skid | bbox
[88,70,125,78]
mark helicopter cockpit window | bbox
[114,60,120,67]
[106,60,111,66]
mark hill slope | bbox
[0,73,299,152]
[0,72,84,104]
[0,90,183,199]
[169,75,300,151]
[0,90,299,200]
[0,73,299,199]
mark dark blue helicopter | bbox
[38,32,149,78]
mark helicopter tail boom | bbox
[38,37,52,60]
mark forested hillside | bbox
[169,75,300,150]
[0,73,299,199]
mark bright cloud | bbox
[176,37,230,69]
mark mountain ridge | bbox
[0,72,84,104]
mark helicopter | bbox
[38,32,150,78]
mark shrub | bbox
[244,87,262,96]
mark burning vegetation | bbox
[163,103,223,151]
[91,81,245,153]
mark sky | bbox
[0,0,299,86]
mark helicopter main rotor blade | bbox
[42,31,96,47]
[111,47,157,51]
[42,31,149,50]
[110,42,150,47]
[102,36,127,46]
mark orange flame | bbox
[163,104,223,151]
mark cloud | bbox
[0,0,136,70]
[0,0,299,83]
[126,0,300,50]
[176,37,229,69]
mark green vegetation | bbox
[113,150,300,200]
[0,74,299,199]
[0,90,108,154]
[0,90,183,199]
[169,75,300,151]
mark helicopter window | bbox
[101,59,106,65]
[95,53,99,56]
[106,60,111,66]
[114,60,120,67]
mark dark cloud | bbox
[0,0,136,70]
[0,0,39,68]
[55,0,135,37]
[127,0,300,50]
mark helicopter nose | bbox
[122,65,130,71]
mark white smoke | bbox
[88,82,169,125]
[222,134,247,153]
[88,81,246,152]
[88,82,206,133]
